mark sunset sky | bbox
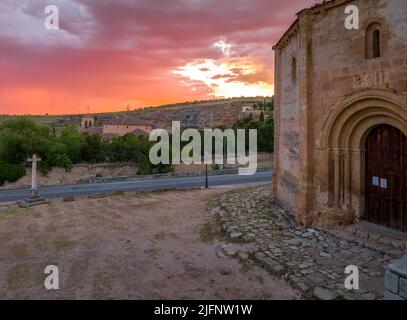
[0,0,319,115]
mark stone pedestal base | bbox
[18,189,49,208]
[385,250,407,300]
[313,205,356,229]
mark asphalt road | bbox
[0,170,272,203]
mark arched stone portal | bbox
[364,124,407,231]
[315,89,407,227]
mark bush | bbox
[211,164,220,170]
[233,113,274,153]
[54,154,73,171]
[81,134,105,163]
[0,162,26,184]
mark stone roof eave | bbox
[273,0,355,51]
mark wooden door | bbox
[365,125,407,231]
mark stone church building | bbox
[273,0,407,231]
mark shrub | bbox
[0,162,26,183]
[54,154,73,171]
[211,164,220,171]
[81,134,105,163]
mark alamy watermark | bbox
[344,5,359,30]
[149,121,258,175]
[44,5,59,30]
[344,265,359,290]
[44,265,59,290]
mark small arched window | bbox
[291,57,297,82]
[372,30,380,58]
[366,22,382,59]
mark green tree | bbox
[59,126,86,164]
[259,111,265,122]
[81,134,105,163]
[0,162,26,186]
[0,117,52,164]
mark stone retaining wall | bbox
[1,153,273,189]
[0,163,138,189]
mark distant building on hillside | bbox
[240,105,265,120]
[241,105,254,113]
[102,118,154,139]
[81,116,95,129]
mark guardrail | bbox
[88,166,272,184]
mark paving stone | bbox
[347,225,359,234]
[296,281,310,293]
[224,246,238,256]
[362,292,376,300]
[254,252,265,260]
[320,251,332,258]
[356,229,369,239]
[238,252,249,260]
[213,185,401,300]
[390,239,405,249]
[215,245,226,258]
[313,287,337,300]
[272,264,285,273]
[230,231,243,239]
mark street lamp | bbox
[204,151,209,189]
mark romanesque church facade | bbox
[273,0,407,230]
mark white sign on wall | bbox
[380,178,388,189]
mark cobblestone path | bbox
[213,185,404,300]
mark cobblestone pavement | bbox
[213,185,404,300]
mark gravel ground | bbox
[0,187,299,300]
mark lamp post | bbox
[205,163,208,189]
[204,151,209,189]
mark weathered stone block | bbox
[313,287,336,300]
[384,270,399,294]
[399,277,407,299]
[384,290,404,301]
[388,250,407,278]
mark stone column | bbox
[296,12,315,226]
[343,151,352,210]
[332,151,341,208]
[385,250,407,300]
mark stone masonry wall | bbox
[274,30,301,210]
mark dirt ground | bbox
[0,187,299,300]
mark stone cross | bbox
[28,154,41,191]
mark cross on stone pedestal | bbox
[28,154,41,196]
[18,154,48,207]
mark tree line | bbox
[0,108,274,186]
[0,118,172,185]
